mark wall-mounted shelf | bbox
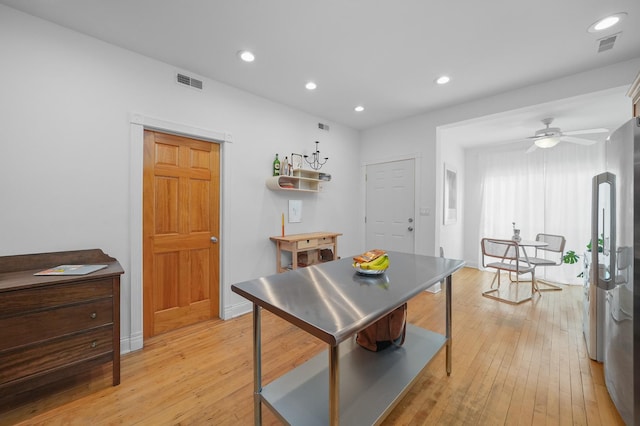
[266,169,330,192]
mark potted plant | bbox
[586,236,604,253]
[575,236,604,277]
[563,250,580,264]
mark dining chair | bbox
[481,238,539,304]
[520,233,566,291]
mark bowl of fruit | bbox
[352,249,389,275]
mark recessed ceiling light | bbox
[238,50,255,62]
[588,12,627,33]
[305,81,317,90]
[354,105,364,112]
[435,75,451,85]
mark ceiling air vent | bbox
[597,33,619,53]
[176,73,203,90]
[318,122,330,131]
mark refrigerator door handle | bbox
[592,172,616,291]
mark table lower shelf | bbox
[260,324,447,426]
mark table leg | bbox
[329,344,340,425]
[253,304,262,425]
[446,274,452,376]
[275,242,282,272]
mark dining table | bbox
[515,239,548,262]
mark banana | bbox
[370,254,389,267]
[367,256,389,270]
[355,254,389,270]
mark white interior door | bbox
[365,159,415,253]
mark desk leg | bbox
[446,274,452,376]
[275,242,282,272]
[329,344,340,425]
[253,304,262,425]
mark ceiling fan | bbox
[524,118,609,153]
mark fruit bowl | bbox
[353,265,387,275]
[351,251,389,275]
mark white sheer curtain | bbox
[478,141,604,284]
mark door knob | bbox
[408,226,414,231]
[210,236,218,243]
[408,218,414,223]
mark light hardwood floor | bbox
[1,267,624,425]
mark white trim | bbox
[126,113,230,353]
[360,152,421,168]
[128,121,144,352]
[129,114,231,143]
[225,300,253,319]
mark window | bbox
[477,142,604,284]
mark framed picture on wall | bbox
[291,153,304,170]
[443,163,457,225]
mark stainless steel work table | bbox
[231,251,465,425]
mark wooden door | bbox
[143,130,220,338]
[365,159,415,253]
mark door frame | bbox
[363,153,421,255]
[129,113,232,352]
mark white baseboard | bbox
[426,282,442,293]
[120,331,144,355]
[224,300,253,319]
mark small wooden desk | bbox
[270,232,342,273]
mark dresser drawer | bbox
[0,279,113,317]
[297,239,318,249]
[0,326,113,385]
[0,298,113,351]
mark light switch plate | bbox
[288,200,302,223]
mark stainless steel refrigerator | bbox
[590,117,640,425]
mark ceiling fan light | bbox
[535,136,560,148]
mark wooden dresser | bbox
[0,249,124,395]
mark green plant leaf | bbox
[563,250,580,264]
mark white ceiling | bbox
[440,88,631,149]
[2,0,640,145]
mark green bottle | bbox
[273,154,280,176]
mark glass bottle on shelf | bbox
[273,154,280,176]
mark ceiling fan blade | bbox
[561,136,598,145]
[525,144,538,154]
[563,128,608,136]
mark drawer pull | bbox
[91,341,97,348]
[90,312,97,319]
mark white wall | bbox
[362,56,640,266]
[0,6,364,352]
